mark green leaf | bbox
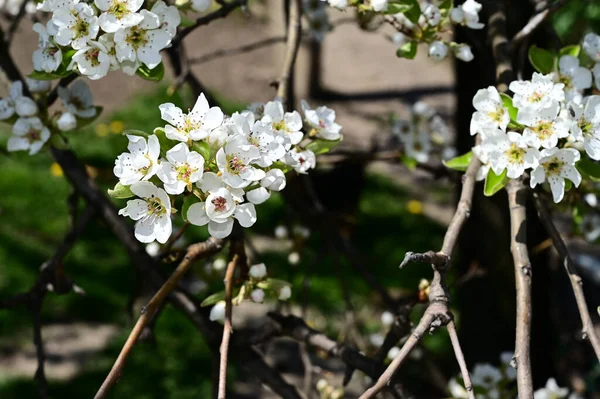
[442,151,472,172]
[49,133,69,149]
[576,157,600,182]
[179,15,196,27]
[201,291,226,307]
[76,106,103,129]
[123,129,150,138]
[257,278,291,292]
[528,45,555,74]
[558,45,580,59]
[108,182,135,199]
[484,169,509,197]
[136,63,164,82]
[438,0,453,11]
[389,0,421,23]
[499,93,518,123]
[305,137,343,155]
[192,141,211,160]
[385,3,411,14]
[396,41,418,59]
[182,194,200,221]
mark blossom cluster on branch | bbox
[113,94,342,242]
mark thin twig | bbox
[533,192,600,360]
[447,321,475,399]
[189,36,287,65]
[511,0,567,46]
[276,0,302,109]
[6,0,29,43]
[32,300,48,399]
[94,238,224,399]
[218,254,239,399]
[173,0,248,45]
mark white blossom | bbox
[534,378,569,399]
[301,100,342,140]
[114,134,161,185]
[95,0,144,33]
[0,81,37,120]
[509,73,565,115]
[119,181,172,243]
[569,95,600,160]
[530,148,581,203]
[151,0,181,38]
[471,363,502,389]
[421,3,441,26]
[159,94,224,142]
[450,0,484,29]
[262,101,303,146]
[25,78,51,94]
[250,288,265,303]
[278,286,292,300]
[454,45,474,62]
[37,0,78,12]
[327,0,347,9]
[261,169,287,191]
[216,135,265,188]
[556,55,592,102]
[52,3,99,49]
[284,148,316,173]
[404,131,432,163]
[428,41,448,62]
[470,86,509,135]
[114,10,172,69]
[57,112,77,131]
[209,301,226,322]
[499,351,516,380]
[7,117,50,155]
[69,40,112,80]
[191,0,211,12]
[58,80,97,118]
[157,143,205,194]
[583,33,600,63]
[486,131,540,178]
[32,22,62,73]
[521,107,571,149]
[249,263,267,279]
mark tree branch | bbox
[94,237,224,399]
[218,253,239,399]
[276,0,302,110]
[189,36,287,65]
[532,192,600,360]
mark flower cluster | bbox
[448,352,516,399]
[0,79,98,155]
[392,101,456,165]
[114,93,342,243]
[32,0,180,80]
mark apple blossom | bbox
[0,81,38,120]
[95,0,144,33]
[470,86,509,135]
[534,378,569,399]
[52,3,100,49]
[520,107,571,149]
[114,134,161,185]
[569,95,600,160]
[454,45,474,62]
[422,3,441,26]
[69,40,112,80]
[216,135,265,188]
[486,131,540,179]
[301,100,342,140]
[450,0,484,29]
[159,94,224,142]
[261,169,287,191]
[556,55,591,101]
[261,100,303,146]
[509,72,564,114]
[58,80,97,118]
[249,263,267,279]
[32,22,62,73]
[151,0,181,38]
[428,41,448,61]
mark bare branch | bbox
[218,254,239,399]
[533,192,600,360]
[94,238,224,399]
[511,0,567,47]
[32,302,48,399]
[447,321,475,399]
[276,0,302,109]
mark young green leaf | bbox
[499,93,518,122]
[108,182,135,199]
[122,129,150,138]
[393,0,421,23]
[484,168,509,196]
[442,151,472,171]
[192,141,211,160]
[558,44,580,59]
[385,2,411,14]
[576,157,600,182]
[136,62,164,82]
[528,45,555,74]
[200,291,226,307]
[396,41,418,59]
[305,137,343,155]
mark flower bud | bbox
[209,301,226,322]
[454,45,474,62]
[213,258,226,271]
[191,0,211,12]
[288,251,300,265]
[274,225,288,239]
[251,288,265,303]
[428,41,448,61]
[387,346,400,359]
[422,3,441,26]
[381,311,394,327]
[249,263,267,279]
[279,286,292,301]
[57,112,77,131]
[261,169,286,191]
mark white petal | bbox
[187,202,209,226]
[208,218,234,238]
[234,203,257,227]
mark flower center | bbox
[272,120,286,131]
[109,0,128,18]
[504,143,525,164]
[73,16,89,39]
[181,115,201,133]
[211,196,227,212]
[528,91,544,103]
[176,164,196,182]
[84,48,101,67]
[25,129,41,143]
[146,196,166,216]
[559,75,572,89]
[487,107,505,124]
[544,157,565,176]
[126,26,148,48]
[533,121,554,140]
[318,119,326,128]
[226,154,245,174]
[579,118,594,137]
